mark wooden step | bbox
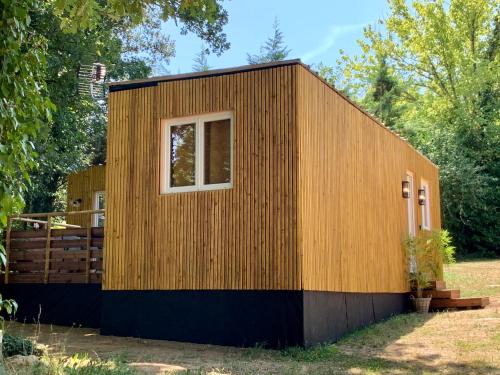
[430,297,490,309]
[413,289,460,299]
[428,280,447,290]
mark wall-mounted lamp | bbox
[418,188,426,205]
[71,198,82,208]
[402,180,410,198]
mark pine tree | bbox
[363,56,402,130]
[247,18,291,64]
[192,46,211,72]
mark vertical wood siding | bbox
[104,66,299,290]
[105,63,442,293]
[296,66,441,293]
[67,165,106,226]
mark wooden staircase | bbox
[414,281,490,310]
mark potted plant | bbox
[403,230,455,313]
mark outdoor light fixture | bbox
[402,180,410,198]
[418,188,426,205]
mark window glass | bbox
[170,123,196,187]
[421,184,431,230]
[93,191,105,227]
[162,113,232,193]
[406,173,416,236]
[204,119,231,185]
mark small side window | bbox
[93,191,105,227]
[420,180,431,230]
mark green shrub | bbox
[440,229,456,264]
[62,354,136,375]
[2,333,41,358]
[403,229,456,297]
[27,354,136,375]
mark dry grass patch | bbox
[444,259,500,297]
[338,301,500,374]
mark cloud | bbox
[301,23,366,62]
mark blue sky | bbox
[162,0,389,74]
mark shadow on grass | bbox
[278,348,498,374]
[272,312,499,374]
[5,310,499,374]
[167,311,499,374]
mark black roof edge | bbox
[107,59,302,92]
[109,80,158,93]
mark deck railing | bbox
[3,210,105,284]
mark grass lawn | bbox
[4,259,500,374]
[444,259,500,297]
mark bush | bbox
[52,354,136,375]
[2,333,42,358]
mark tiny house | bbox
[3,60,441,347]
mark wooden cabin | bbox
[66,165,106,227]
[3,60,441,347]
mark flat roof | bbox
[107,59,302,92]
[107,59,436,167]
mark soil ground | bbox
[5,259,500,374]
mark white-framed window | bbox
[420,179,431,230]
[92,191,105,227]
[160,112,233,194]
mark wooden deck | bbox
[418,281,490,310]
[430,296,490,309]
[4,210,104,284]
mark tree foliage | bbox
[114,6,176,69]
[0,0,54,229]
[361,56,405,130]
[23,3,154,214]
[247,18,291,64]
[330,0,499,257]
[53,0,230,55]
[192,45,211,72]
[16,0,230,214]
[2,0,230,238]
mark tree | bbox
[1,0,230,241]
[0,0,230,343]
[247,18,291,64]
[193,46,211,72]
[0,0,54,227]
[54,0,230,55]
[360,56,405,130]
[19,0,231,214]
[0,2,49,356]
[332,0,499,257]
[22,4,155,214]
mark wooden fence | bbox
[3,210,104,284]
